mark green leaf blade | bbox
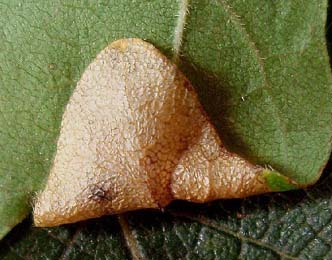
[1,3,332,259]
[179,0,332,184]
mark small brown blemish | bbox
[182,79,194,91]
[88,185,111,202]
[48,63,56,70]
[111,39,130,52]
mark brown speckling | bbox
[33,38,269,227]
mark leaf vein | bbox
[118,215,143,260]
[219,0,289,166]
[57,226,83,260]
[170,211,300,260]
[172,0,189,63]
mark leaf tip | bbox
[262,170,298,192]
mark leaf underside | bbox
[0,0,332,258]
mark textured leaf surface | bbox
[0,0,332,258]
[0,216,131,259]
[1,172,332,260]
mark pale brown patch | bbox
[33,38,269,227]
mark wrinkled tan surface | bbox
[34,38,269,227]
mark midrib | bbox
[172,0,190,63]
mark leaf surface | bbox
[0,2,332,258]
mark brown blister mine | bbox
[33,38,270,227]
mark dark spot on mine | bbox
[88,185,112,202]
[183,79,194,91]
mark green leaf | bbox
[179,0,332,185]
[0,216,131,259]
[262,171,297,192]
[1,172,332,259]
[0,0,331,254]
